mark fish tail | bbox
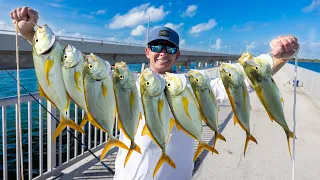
[285,129,295,159]
[153,152,176,178]
[100,136,129,161]
[213,132,226,147]
[124,141,141,168]
[244,133,258,157]
[194,141,219,162]
[52,114,85,141]
[79,114,88,128]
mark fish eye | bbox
[119,74,124,79]
[167,83,171,87]
[64,55,67,59]
[88,64,93,69]
[228,73,232,77]
[255,67,259,70]
[195,78,199,82]
[35,39,38,42]
[146,81,150,86]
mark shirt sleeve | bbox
[209,78,229,104]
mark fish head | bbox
[113,62,133,88]
[187,69,209,90]
[83,53,110,81]
[62,45,83,68]
[163,72,186,96]
[238,52,271,82]
[32,24,56,55]
[220,63,244,88]
[140,68,165,97]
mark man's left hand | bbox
[270,35,299,61]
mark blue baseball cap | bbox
[147,26,179,49]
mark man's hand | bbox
[270,35,299,75]
[10,6,38,43]
[270,35,299,61]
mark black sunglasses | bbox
[149,44,178,54]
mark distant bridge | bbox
[0,31,240,70]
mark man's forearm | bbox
[271,57,288,76]
[21,30,35,45]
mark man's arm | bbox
[10,6,38,44]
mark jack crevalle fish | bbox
[238,52,294,158]
[83,53,129,161]
[113,61,142,168]
[164,72,218,162]
[140,68,176,178]
[220,63,257,156]
[187,69,226,149]
[61,45,105,131]
[32,24,84,140]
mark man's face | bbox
[145,40,180,74]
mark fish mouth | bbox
[40,45,54,55]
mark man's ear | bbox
[145,47,150,58]
[175,50,181,60]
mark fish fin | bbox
[182,96,192,120]
[256,89,276,122]
[225,88,238,124]
[244,133,258,157]
[124,142,141,168]
[285,129,295,159]
[74,71,82,92]
[52,115,85,141]
[153,152,176,178]
[234,115,238,125]
[80,114,88,128]
[118,115,131,140]
[86,111,107,132]
[100,136,129,161]
[64,98,71,112]
[141,125,161,148]
[38,84,56,107]
[102,83,108,98]
[213,133,226,148]
[243,83,247,112]
[167,118,176,142]
[175,119,182,131]
[194,141,219,162]
[271,77,284,107]
[44,58,54,87]
[129,90,135,112]
[209,89,218,107]
[158,98,164,123]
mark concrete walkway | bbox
[193,64,320,180]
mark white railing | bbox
[0,92,118,180]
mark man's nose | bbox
[159,47,167,56]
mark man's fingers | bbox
[271,46,283,58]
[28,8,38,23]
[280,39,291,53]
[12,9,19,21]
[21,7,29,21]
[17,8,22,20]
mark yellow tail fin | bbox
[213,133,226,148]
[124,141,142,167]
[244,133,258,157]
[153,153,176,178]
[194,141,219,162]
[52,114,85,141]
[286,130,295,159]
[80,114,88,128]
[100,136,129,161]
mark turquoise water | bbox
[0,62,205,179]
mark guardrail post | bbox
[47,101,56,171]
[141,63,146,72]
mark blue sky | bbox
[0,0,320,59]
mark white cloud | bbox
[82,14,94,19]
[302,0,320,13]
[105,37,117,41]
[0,21,14,31]
[246,41,258,51]
[164,22,184,31]
[199,41,204,44]
[181,5,197,17]
[123,36,144,45]
[180,39,186,45]
[131,25,146,36]
[233,22,254,32]
[108,3,170,29]
[212,38,222,50]
[189,19,217,35]
[96,10,106,15]
[50,3,61,8]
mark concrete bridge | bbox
[0,31,240,70]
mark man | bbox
[10,6,299,180]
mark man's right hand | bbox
[10,6,39,43]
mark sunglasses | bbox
[149,44,178,54]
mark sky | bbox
[0,0,320,59]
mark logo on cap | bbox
[159,30,169,37]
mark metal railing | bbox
[0,92,118,180]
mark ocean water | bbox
[288,61,320,73]
[0,61,206,179]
